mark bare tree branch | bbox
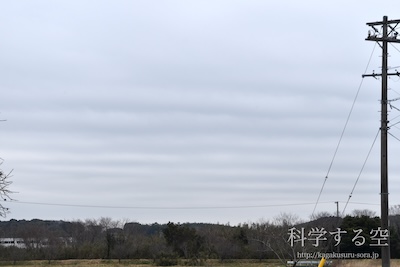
[0,161,14,217]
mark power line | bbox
[388,131,400,142]
[311,43,377,216]
[390,42,400,54]
[6,199,349,210]
[341,129,380,216]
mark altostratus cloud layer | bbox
[1,1,400,224]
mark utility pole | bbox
[363,16,400,267]
[335,201,339,218]
[335,201,340,256]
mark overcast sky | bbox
[1,1,400,225]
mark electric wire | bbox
[347,201,379,206]
[390,42,400,54]
[340,129,380,217]
[311,43,377,216]
[389,120,400,132]
[7,200,337,210]
[318,130,380,255]
[4,199,379,210]
[388,131,400,142]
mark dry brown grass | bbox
[0,259,278,267]
[0,259,153,267]
[336,259,400,267]
[0,259,400,267]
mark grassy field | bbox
[0,259,399,267]
[0,259,281,267]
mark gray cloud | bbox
[0,1,400,224]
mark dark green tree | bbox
[339,215,381,254]
[163,222,205,260]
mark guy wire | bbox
[312,43,377,216]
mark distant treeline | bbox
[0,214,400,264]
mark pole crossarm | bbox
[366,37,400,43]
[366,18,400,44]
[362,71,400,78]
[365,35,400,43]
[367,19,400,26]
